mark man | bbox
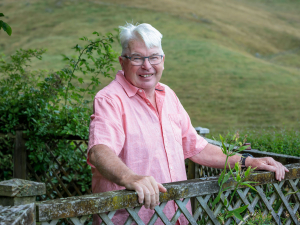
[87,23,288,224]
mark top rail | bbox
[36,163,300,222]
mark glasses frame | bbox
[122,55,164,66]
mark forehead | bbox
[128,40,161,55]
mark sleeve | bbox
[175,94,208,159]
[87,96,125,168]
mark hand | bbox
[121,174,167,210]
[246,157,289,181]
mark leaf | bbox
[0,13,4,17]
[2,21,12,36]
[244,166,251,177]
[212,192,221,208]
[222,173,231,184]
[224,198,228,207]
[78,78,83,84]
[241,182,257,192]
[232,204,248,214]
[218,172,224,185]
[233,211,244,221]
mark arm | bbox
[89,144,167,209]
[189,143,289,181]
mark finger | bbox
[143,185,151,209]
[144,181,157,210]
[148,177,160,205]
[135,186,144,204]
[157,183,167,193]
[150,191,156,210]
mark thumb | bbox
[158,183,167,193]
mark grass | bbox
[1,0,300,135]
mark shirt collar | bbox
[115,70,165,97]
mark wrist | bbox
[240,153,254,168]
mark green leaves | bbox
[0,30,118,189]
[0,13,12,36]
[213,134,257,222]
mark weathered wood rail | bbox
[1,163,300,224]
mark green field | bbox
[1,0,300,135]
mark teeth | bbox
[141,74,153,77]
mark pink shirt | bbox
[87,70,208,224]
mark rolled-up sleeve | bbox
[87,96,125,168]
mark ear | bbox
[119,56,124,70]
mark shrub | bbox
[0,32,118,194]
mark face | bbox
[119,40,165,95]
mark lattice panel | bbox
[26,139,92,201]
[198,165,222,178]
[39,178,300,225]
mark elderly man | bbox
[87,23,288,224]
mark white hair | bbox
[119,23,164,55]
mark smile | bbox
[139,74,153,77]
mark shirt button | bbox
[147,102,150,105]
[170,166,173,170]
[139,89,142,93]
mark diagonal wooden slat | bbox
[175,198,197,225]
[124,206,142,225]
[126,207,145,225]
[148,201,171,225]
[256,185,281,225]
[193,194,210,221]
[100,211,117,225]
[273,182,299,224]
[98,212,115,225]
[196,196,222,225]
[41,220,59,225]
[70,215,90,225]
[170,198,190,224]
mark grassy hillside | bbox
[1,0,300,134]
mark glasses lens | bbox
[131,56,144,65]
[149,55,162,65]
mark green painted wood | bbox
[273,183,299,225]
[196,196,221,225]
[148,202,171,225]
[175,199,197,225]
[170,198,189,224]
[126,207,145,225]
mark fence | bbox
[1,163,300,224]
[1,129,300,224]
[0,128,212,201]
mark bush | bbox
[0,32,118,194]
[208,128,300,157]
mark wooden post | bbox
[0,179,46,225]
[14,130,27,179]
[189,127,210,214]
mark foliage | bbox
[209,128,300,157]
[211,133,257,222]
[0,135,13,180]
[0,13,12,36]
[239,128,300,157]
[0,32,118,194]
[245,210,273,225]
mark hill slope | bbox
[1,0,300,134]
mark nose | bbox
[141,58,152,70]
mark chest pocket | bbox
[168,114,182,146]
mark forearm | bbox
[89,144,135,186]
[189,143,241,169]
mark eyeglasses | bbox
[123,55,163,66]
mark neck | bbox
[143,88,156,100]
